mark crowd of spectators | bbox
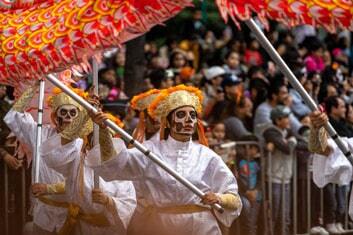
[2,9,353,235]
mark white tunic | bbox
[4,110,67,232]
[40,134,136,235]
[93,136,241,235]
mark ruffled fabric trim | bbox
[0,0,193,85]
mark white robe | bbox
[4,110,67,232]
[40,134,136,235]
[92,136,241,235]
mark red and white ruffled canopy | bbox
[0,0,352,86]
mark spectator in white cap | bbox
[202,66,226,118]
[207,73,244,123]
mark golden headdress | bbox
[148,84,208,146]
[130,89,160,111]
[130,89,160,143]
[47,87,88,112]
[47,87,93,140]
[148,85,202,121]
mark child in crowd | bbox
[237,134,262,235]
[223,51,245,78]
[208,122,236,168]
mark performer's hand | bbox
[4,154,22,170]
[92,189,109,205]
[87,86,102,109]
[88,110,109,129]
[32,183,48,197]
[309,108,328,128]
[201,192,220,206]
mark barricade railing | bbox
[218,140,353,235]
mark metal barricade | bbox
[219,140,268,235]
[4,163,8,235]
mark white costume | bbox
[93,136,240,235]
[4,110,67,232]
[40,133,136,235]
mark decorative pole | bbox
[245,19,353,165]
[92,58,100,188]
[33,79,45,182]
[46,73,224,213]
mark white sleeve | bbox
[40,134,83,176]
[101,180,136,230]
[4,110,37,150]
[205,154,242,227]
[92,138,152,181]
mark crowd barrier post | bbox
[267,150,273,235]
[4,163,8,235]
[21,167,26,228]
[307,158,312,234]
[260,143,269,235]
[292,149,298,235]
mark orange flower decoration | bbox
[130,89,160,111]
[106,113,124,128]
[47,86,88,111]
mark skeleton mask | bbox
[170,106,197,137]
[56,104,79,125]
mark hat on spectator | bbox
[270,105,291,121]
[221,73,242,87]
[204,66,225,80]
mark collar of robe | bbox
[165,135,192,151]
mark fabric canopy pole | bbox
[244,19,353,166]
[33,79,45,183]
[92,58,100,189]
[46,73,224,213]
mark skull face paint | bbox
[56,104,79,126]
[170,106,197,137]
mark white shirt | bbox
[4,110,67,232]
[41,134,136,235]
[93,136,241,235]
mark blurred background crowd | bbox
[1,3,353,235]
